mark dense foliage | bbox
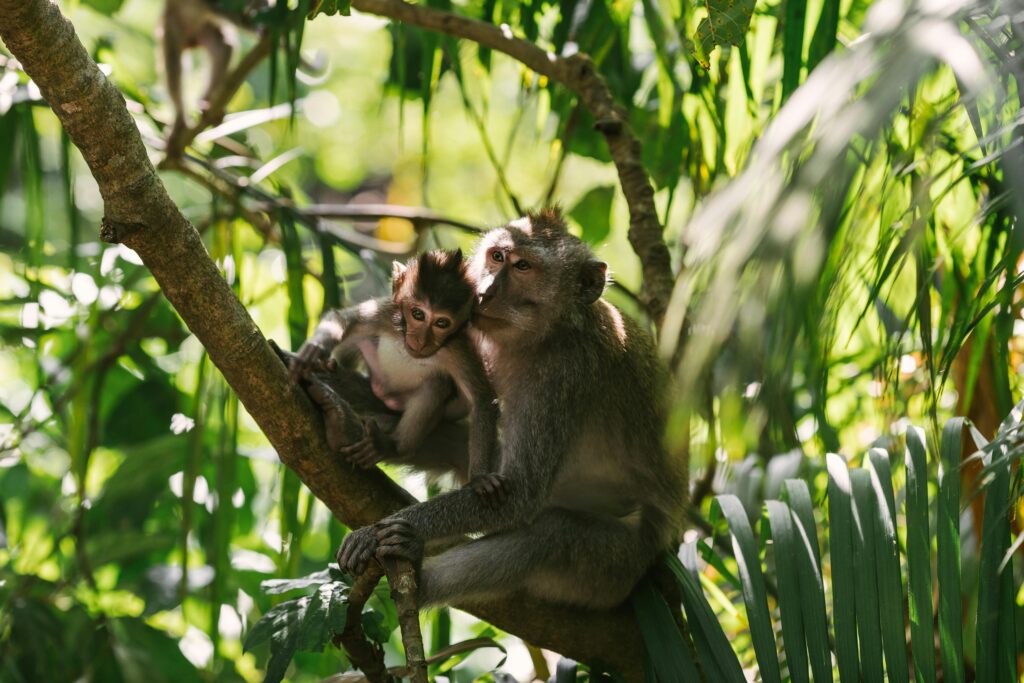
[0,0,1022,680]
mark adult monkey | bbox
[335,208,686,609]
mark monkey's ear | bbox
[391,261,408,294]
[451,248,464,265]
[579,259,608,304]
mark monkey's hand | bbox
[375,518,424,568]
[289,339,331,383]
[336,526,379,576]
[466,473,509,508]
[298,373,357,454]
[339,417,396,469]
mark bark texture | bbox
[0,0,646,676]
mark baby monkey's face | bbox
[398,298,463,358]
[391,249,474,358]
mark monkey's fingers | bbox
[375,522,424,565]
[338,529,378,575]
[338,437,377,467]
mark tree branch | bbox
[0,1,646,678]
[348,0,675,323]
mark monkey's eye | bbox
[489,249,504,263]
[514,260,531,271]
[434,318,451,329]
[410,307,426,321]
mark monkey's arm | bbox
[290,297,393,381]
[383,370,576,541]
[443,337,500,478]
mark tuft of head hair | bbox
[527,205,568,237]
[405,249,474,313]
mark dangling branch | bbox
[164,34,273,160]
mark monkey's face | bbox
[470,211,608,339]
[398,299,464,358]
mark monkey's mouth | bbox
[404,344,436,359]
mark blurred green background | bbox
[1,0,1023,680]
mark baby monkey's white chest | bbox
[376,336,439,392]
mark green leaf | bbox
[904,427,937,683]
[631,578,701,682]
[865,449,909,683]
[975,411,1017,683]
[780,480,832,683]
[826,453,860,683]
[569,186,615,246]
[807,0,840,71]
[244,599,305,652]
[260,569,335,595]
[849,468,883,683]
[781,0,808,102]
[712,495,782,683]
[692,0,756,68]
[937,419,965,683]
[670,549,746,683]
[763,500,809,683]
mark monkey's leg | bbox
[392,375,453,455]
[419,508,658,610]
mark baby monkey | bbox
[290,250,503,501]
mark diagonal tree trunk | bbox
[0,0,648,677]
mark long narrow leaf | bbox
[781,479,833,683]
[671,549,746,683]
[826,453,860,683]
[631,579,700,683]
[975,416,1017,683]
[764,501,809,683]
[865,449,909,683]
[904,427,937,683]
[713,495,782,683]
[937,418,965,683]
[849,469,883,683]
[781,0,807,102]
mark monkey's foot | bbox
[466,473,509,508]
[289,340,330,383]
[339,418,395,469]
[374,518,424,568]
[336,526,379,576]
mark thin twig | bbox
[334,564,394,683]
